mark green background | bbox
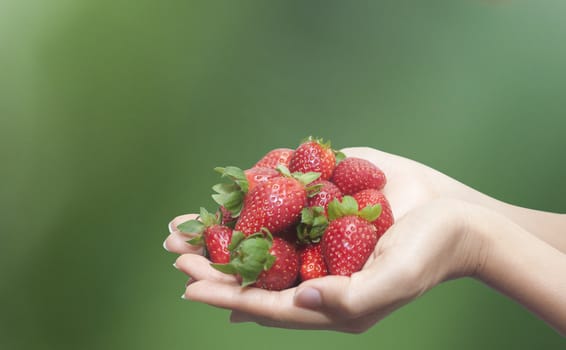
[1,0,565,349]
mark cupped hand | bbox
[176,198,484,332]
[166,147,487,332]
[165,147,566,334]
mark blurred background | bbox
[1,0,565,348]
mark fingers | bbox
[293,255,420,322]
[163,214,204,255]
[176,250,420,332]
[294,275,372,320]
[175,253,238,284]
[184,279,336,330]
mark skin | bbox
[164,147,566,335]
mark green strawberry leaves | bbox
[301,135,331,150]
[212,166,248,216]
[334,150,346,164]
[276,164,321,187]
[211,230,276,287]
[177,207,221,246]
[327,196,382,222]
[297,206,328,243]
[177,220,204,235]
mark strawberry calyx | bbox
[212,166,248,217]
[334,150,346,164]
[177,207,221,246]
[301,135,331,149]
[211,229,276,287]
[297,206,328,243]
[275,164,322,192]
[327,196,382,222]
[275,164,322,196]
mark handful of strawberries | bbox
[178,137,394,290]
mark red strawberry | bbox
[307,179,343,212]
[321,196,381,276]
[212,231,299,291]
[244,167,280,192]
[289,137,339,181]
[203,225,233,264]
[255,236,299,290]
[234,166,320,236]
[212,166,280,218]
[331,157,386,195]
[255,148,295,169]
[299,243,328,281]
[353,189,394,238]
[177,208,233,263]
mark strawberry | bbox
[291,181,341,243]
[307,179,343,212]
[177,208,233,263]
[289,137,341,181]
[234,165,320,236]
[203,226,233,264]
[212,231,299,290]
[255,236,300,290]
[299,243,328,281]
[212,166,280,217]
[244,167,281,191]
[254,148,295,169]
[331,157,386,195]
[353,189,394,238]
[321,196,381,276]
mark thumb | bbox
[294,255,420,319]
[294,276,354,314]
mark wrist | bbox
[407,199,490,285]
[468,207,566,335]
[440,200,491,281]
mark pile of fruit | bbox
[178,137,394,290]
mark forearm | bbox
[432,169,566,253]
[470,206,566,336]
[494,202,566,253]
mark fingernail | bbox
[294,287,322,309]
[181,293,186,300]
[163,240,169,252]
[173,262,178,269]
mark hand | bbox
[166,147,566,334]
[168,147,489,332]
[175,198,484,332]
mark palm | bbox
[341,147,440,219]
